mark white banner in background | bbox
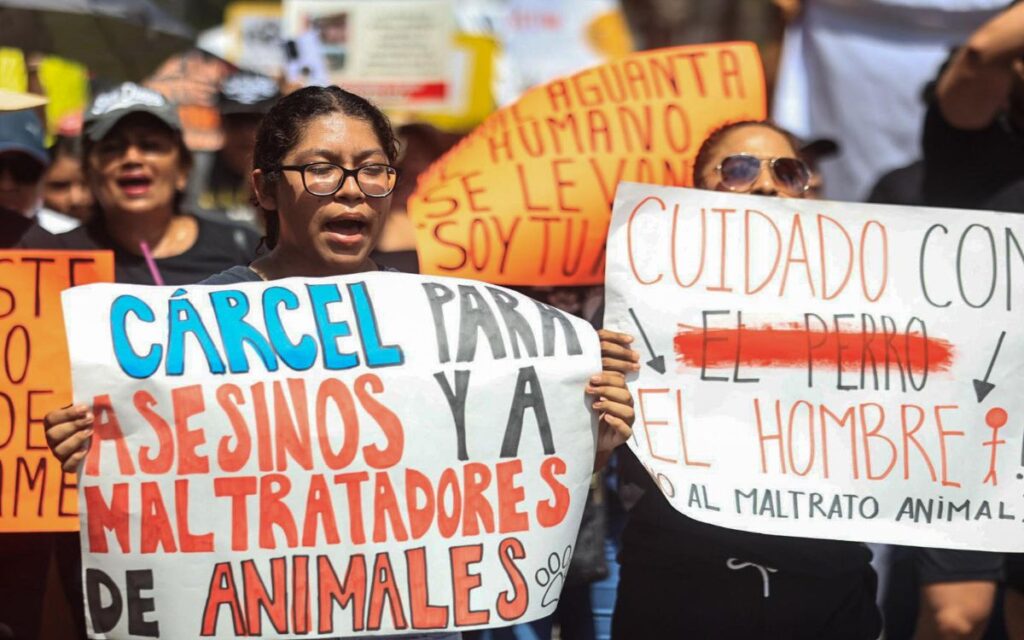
[604,182,1024,552]
[64,272,599,638]
[283,0,456,110]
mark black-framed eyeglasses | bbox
[272,162,398,197]
[716,154,810,196]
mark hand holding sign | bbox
[44,403,95,471]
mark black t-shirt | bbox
[867,160,925,207]
[922,102,1024,209]
[1,207,48,248]
[19,213,260,285]
[982,178,1024,213]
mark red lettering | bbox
[356,374,404,469]
[216,384,251,473]
[405,547,449,629]
[172,385,209,474]
[496,460,529,533]
[536,457,570,527]
[135,391,173,474]
[450,545,489,626]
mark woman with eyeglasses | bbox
[44,85,637,640]
[610,121,882,640]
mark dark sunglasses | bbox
[716,154,811,196]
[0,154,44,184]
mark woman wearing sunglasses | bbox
[695,120,813,198]
[611,121,882,640]
[45,86,637,640]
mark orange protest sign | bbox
[0,251,114,532]
[407,42,767,286]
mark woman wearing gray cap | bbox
[17,81,261,640]
[21,82,259,285]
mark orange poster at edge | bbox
[407,42,767,286]
[0,250,114,532]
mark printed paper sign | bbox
[225,2,286,77]
[604,183,1024,552]
[282,0,456,110]
[407,42,766,286]
[0,250,114,532]
[63,272,599,638]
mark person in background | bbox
[866,46,1004,639]
[43,135,94,223]
[798,137,838,200]
[21,82,260,283]
[771,0,1001,201]
[922,2,1024,217]
[611,120,881,640]
[875,6,1024,635]
[19,80,260,640]
[0,88,52,640]
[189,70,281,228]
[0,108,79,235]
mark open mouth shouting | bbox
[323,216,370,247]
[116,172,154,197]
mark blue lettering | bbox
[110,295,162,379]
[307,284,358,370]
[349,282,403,367]
[166,297,226,376]
[209,290,278,373]
[263,287,317,371]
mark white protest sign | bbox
[604,182,1024,552]
[63,272,599,638]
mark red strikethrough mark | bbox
[674,322,955,373]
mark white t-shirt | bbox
[34,205,80,234]
[773,0,1004,201]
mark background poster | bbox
[224,1,286,77]
[604,182,1024,551]
[407,42,767,286]
[0,250,113,532]
[64,272,600,638]
[282,0,456,111]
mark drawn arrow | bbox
[973,330,1006,403]
[628,307,666,374]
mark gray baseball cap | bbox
[83,82,182,142]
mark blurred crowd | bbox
[5,0,1024,639]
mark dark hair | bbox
[48,135,83,163]
[692,120,799,186]
[252,86,399,249]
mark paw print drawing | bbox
[535,545,573,607]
